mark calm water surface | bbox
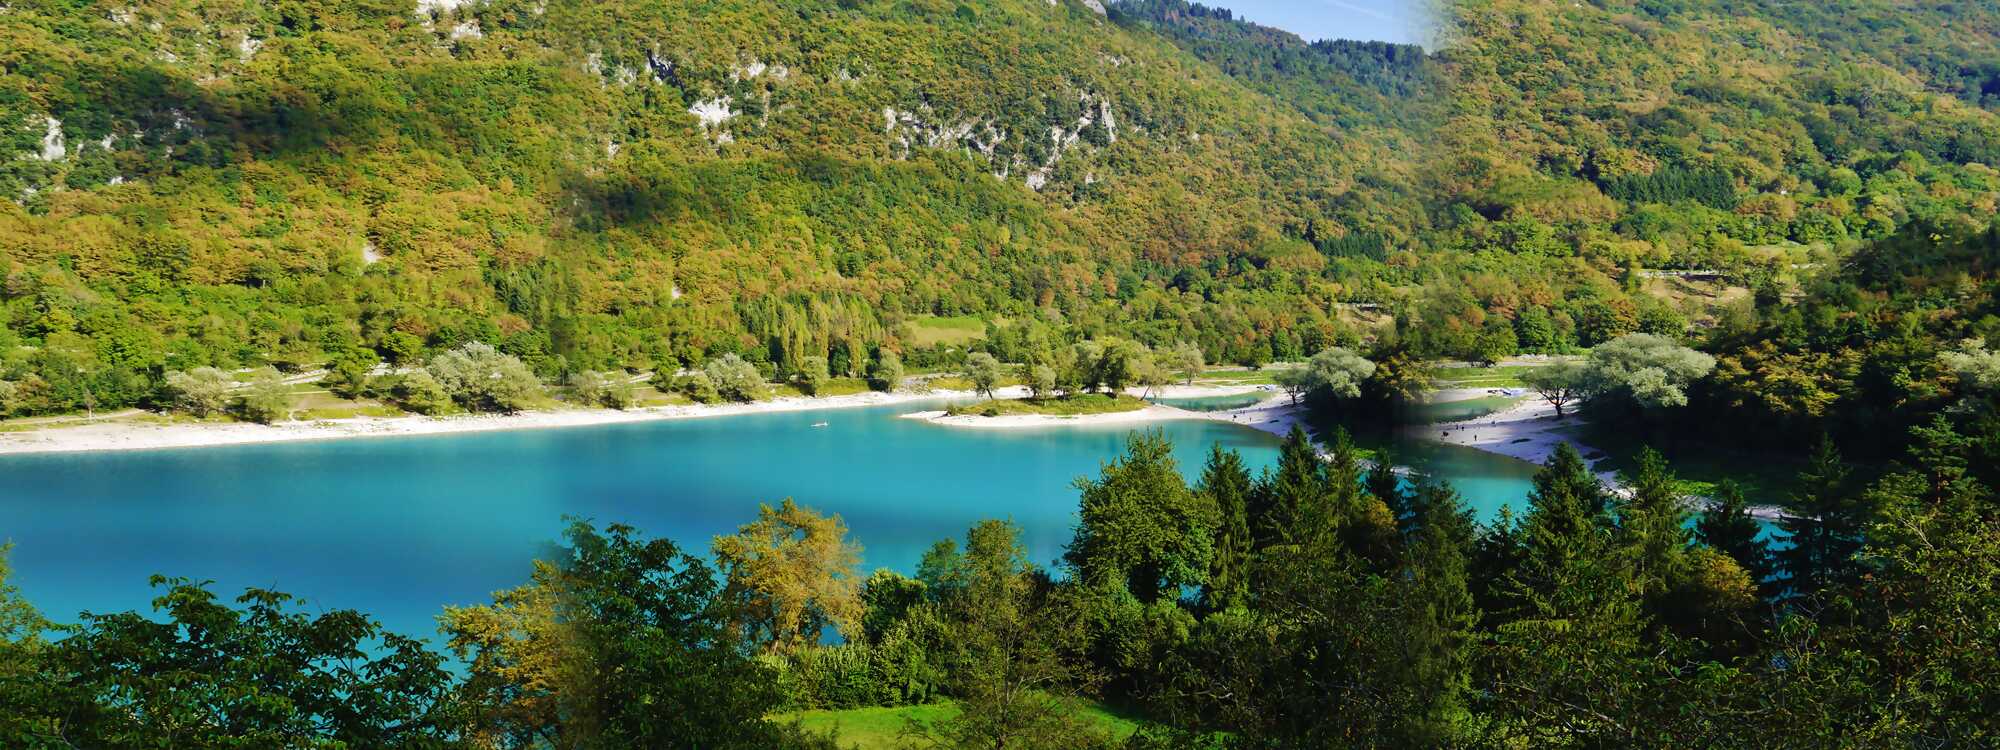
[0,401,1538,638]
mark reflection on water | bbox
[1151,393,1271,412]
[1399,394,1525,424]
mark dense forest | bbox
[7,0,1996,421]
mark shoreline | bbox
[0,383,1286,457]
[0,388,980,457]
[902,385,1300,434]
[1417,395,1791,520]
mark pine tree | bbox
[1388,477,1477,746]
[1198,443,1255,612]
[1615,447,1692,601]
[1696,479,1772,592]
[1365,446,1411,534]
[1470,506,1525,618]
[1328,430,1396,568]
[1514,443,1612,590]
[1483,443,1646,745]
[1253,426,1328,551]
[1778,438,1864,600]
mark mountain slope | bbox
[4,0,2000,419]
[0,0,1401,414]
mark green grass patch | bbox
[1433,365,1536,389]
[1196,365,1299,386]
[773,378,874,399]
[925,374,1025,392]
[776,700,1140,749]
[902,316,988,348]
[295,404,404,420]
[946,394,1147,417]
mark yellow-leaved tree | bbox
[712,499,863,653]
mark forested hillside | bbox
[4,0,2000,422]
[0,0,1410,416]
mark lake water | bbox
[0,401,1540,639]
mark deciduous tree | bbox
[711,499,865,652]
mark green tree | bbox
[322,348,380,400]
[1273,366,1313,405]
[1580,333,1716,409]
[794,356,830,396]
[234,367,293,424]
[1168,341,1205,385]
[444,521,825,749]
[567,371,636,409]
[867,350,904,392]
[926,520,1108,749]
[966,352,1004,400]
[162,366,233,417]
[1778,438,1867,600]
[1098,339,1148,393]
[1389,477,1478,746]
[857,570,928,647]
[1615,447,1692,602]
[1473,319,1518,365]
[1196,444,1254,612]
[1064,341,1105,395]
[1521,359,1586,419]
[1942,338,2000,391]
[1366,446,1411,532]
[26,578,464,748]
[1482,443,1647,746]
[1067,431,1217,603]
[1024,363,1058,400]
[1303,347,1376,402]
[428,342,542,413]
[705,354,766,403]
[0,544,51,743]
[393,370,454,415]
[1697,480,1773,591]
[1253,426,1328,549]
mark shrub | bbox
[163,367,234,417]
[568,370,636,409]
[677,372,722,404]
[794,356,830,396]
[426,343,542,413]
[392,371,453,415]
[704,354,765,403]
[233,368,293,424]
[868,351,904,392]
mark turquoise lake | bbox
[0,401,1540,639]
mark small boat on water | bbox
[811,421,829,428]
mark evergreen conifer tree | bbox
[1198,444,1255,612]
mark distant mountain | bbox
[0,0,1996,418]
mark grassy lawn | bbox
[776,700,1141,749]
[1196,364,1300,386]
[922,374,1024,393]
[773,378,874,399]
[946,394,1148,417]
[901,316,989,348]
[294,406,404,424]
[1432,365,1537,389]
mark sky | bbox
[1199,0,1433,46]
